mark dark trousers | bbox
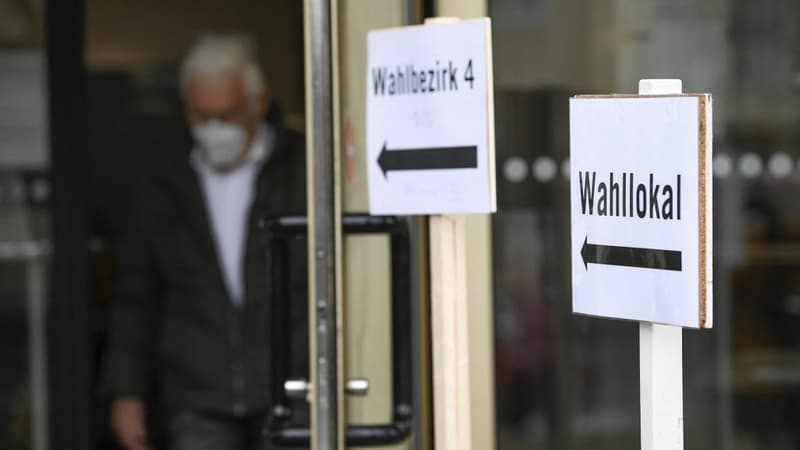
[168,411,270,450]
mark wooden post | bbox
[420,16,479,450]
[638,79,684,450]
[429,214,472,450]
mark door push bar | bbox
[259,214,413,447]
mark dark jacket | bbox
[99,125,306,417]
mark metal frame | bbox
[45,0,92,448]
[305,0,341,448]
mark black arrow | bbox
[377,142,478,177]
[581,236,682,271]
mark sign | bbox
[366,18,496,215]
[570,95,712,329]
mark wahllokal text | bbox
[578,171,682,220]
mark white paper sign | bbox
[366,19,496,215]
[570,95,712,329]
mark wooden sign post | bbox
[366,17,495,450]
[570,78,713,450]
[421,17,487,450]
[429,213,472,449]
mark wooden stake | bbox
[430,214,472,450]
[421,15,476,450]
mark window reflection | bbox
[0,2,49,448]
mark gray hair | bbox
[179,33,266,102]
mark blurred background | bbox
[0,0,798,449]
[490,1,800,449]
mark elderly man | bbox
[100,34,305,450]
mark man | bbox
[100,34,305,450]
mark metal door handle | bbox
[284,378,368,399]
[345,378,369,396]
[261,214,413,447]
[284,379,311,399]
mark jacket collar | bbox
[168,124,295,264]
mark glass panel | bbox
[490,0,800,449]
[0,1,50,449]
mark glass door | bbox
[0,1,58,449]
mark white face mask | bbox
[192,120,248,169]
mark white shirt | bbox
[191,123,273,307]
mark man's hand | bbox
[110,396,151,450]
